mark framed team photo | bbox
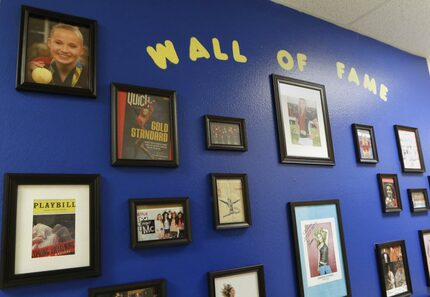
[377,174,402,213]
[16,6,96,97]
[351,124,379,163]
[272,74,335,165]
[419,230,430,286]
[129,198,191,249]
[289,200,351,297]
[394,125,425,173]
[0,173,100,288]
[111,83,179,167]
[211,173,252,230]
[205,115,247,151]
[376,240,412,297]
[89,279,166,297]
[407,189,429,213]
[208,265,266,297]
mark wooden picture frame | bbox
[89,279,166,297]
[377,174,402,213]
[208,265,266,297]
[111,83,179,167]
[210,173,252,230]
[419,229,430,286]
[351,123,379,163]
[129,197,192,249]
[16,6,97,97]
[0,173,100,288]
[272,74,335,165]
[205,115,247,151]
[394,125,425,173]
[407,189,429,213]
[289,199,351,297]
[375,240,413,297]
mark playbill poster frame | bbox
[351,123,379,164]
[0,173,100,288]
[394,125,425,173]
[111,83,179,167]
[419,229,430,286]
[272,74,335,165]
[89,279,166,297]
[289,200,351,297]
[17,6,97,97]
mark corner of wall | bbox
[427,57,430,75]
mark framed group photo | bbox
[271,74,335,165]
[289,200,351,297]
[377,174,402,213]
[17,6,96,97]
[208,265,266,297]
[376,240,412,297]
[205,115,247,151]
[351,124,379,164]
[211,173,252,230]
[419,230,430,286]
[394,125,425,173]
[89,279,166,297]
[407,189,429,213]
[111,83,179,167]
[129,197,192,249]
[0,173,100,288]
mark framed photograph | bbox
[419,230,430,286]
[210,173,251,230]
[208,265,266,297]
[289,200,351,297]
[407,189,429,212]
[351,123,379,163]
[16,6,96,97]
[205,115,247,151]
[129,197,191,249]
[394,125,425,173]
[111,83,179,167]
[0,173,100,288]
[377,174,402,213]
[271,74,335,165]
[375,240,412,297]
[89,279,166,297]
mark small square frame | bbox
[210,173,252,230]
[129,197,192,249]
[205,115,247,151]
[89,279,166,297]
[377,174,402,213]
[351,123,379,163]
[394,125,425,173]
[407,189,429,213]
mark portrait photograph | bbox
[289,200,351,297]
[211,173,252,230]
[129,198,191,249]
[208,265,266,297]
[89,279,166,297]
[205,115,247,151]
[394,125,425,173]
[408,189,429,213]
[17,6,96,97]
[352,124,379,163]
[419,230,430,286]
[376,240,412,297]
[272,74,335,165]
[112,83,179,167]
[377,174,402,213]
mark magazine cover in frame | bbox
[112,83,179,167]
[289,200,351,297]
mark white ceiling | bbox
[271,0,430,60]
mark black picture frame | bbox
[289,199,351,297]
[89,279,166,297]
[351,123,379,164]
[16,6,97,97]
[129,197,192,249]
[419,229,430,286]
[210,173,252,230]
[394,125,425,173]
[377,174,402,213]
[375,240,413,297]
[0,173,100,288]
[111,83,179,167]
[205,115,247,151]
[407,189,429,213]
[271,74,335,165]
[208,265,266,297]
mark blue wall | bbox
[1,0,430,296]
